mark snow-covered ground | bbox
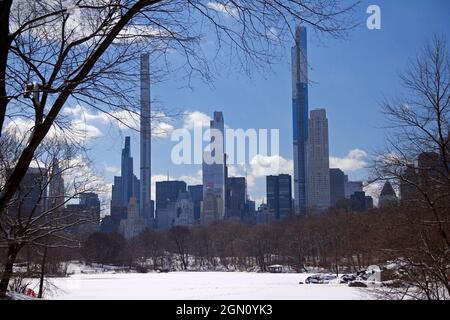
[41,272,375,300]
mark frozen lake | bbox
[43,272,374,300]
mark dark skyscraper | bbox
[109,137,140,232]
[330,168,346,206]
[292,26,309,213]
[188,185,203,224]
[267,174,292,220]
[111,137,139,210]
[121,137,134,207]
[156,181,187,212]
[226,177,247,219]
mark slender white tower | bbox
[140,53,152,221]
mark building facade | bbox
[226,177,247,220]
[330,168,345,206]
[307,109,330,210]
[266,174,293,220]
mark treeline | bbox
[1,202,446,277]
[76,205,422,274]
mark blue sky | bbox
[66,0,450,206]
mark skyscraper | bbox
[48,158,65,213]
[111,137,139,209]
[121,137,134,207]
[344,176,363,199]
[140,53,152,221]
[307,109,330,210]
[188,185,203,224]
[329,168,345,206]
[109,137,140,231]
[156,181,187,212]
[202,111,226,222]
[292,26,309,213]
[266,174,293,220]
[226,177,247,220]
[9,168,47,218]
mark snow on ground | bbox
[42,272,375,300]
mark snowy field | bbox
[43,272,375,300]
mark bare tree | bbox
[168,225,190,270]
[0,129,105,297]
[372,36,450,300]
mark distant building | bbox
[400,166,418,202]
[351,191,368,212]
[156,180,187,229]
[329,168,345,206]
[8,167,48,218]
[418,151,448,190]
[172,192,195,227]
[242,200,257,225]
[344,176,363,199]
[48,158,65,214]
[226,177,247,220]
[307,109,330,210]
[202,111,226,221]
[156,181,187,211]
[257,204,275,225]
[266,174,293,220]
[378,181,398,208]
[108,137,140,232]
[66,192,101,234]
[201,188,220,225]
[188,185,203,225]
[119,197,147,239]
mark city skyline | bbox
[46,0,450,211]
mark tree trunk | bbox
[0,243,21,298]
[38,246,48,298]
[0,0,13,134]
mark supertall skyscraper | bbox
[140,53,152,220]
[307,109,330,210]
[202,111,226,223]
[292,26,309,213]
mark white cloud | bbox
[63,105,174,138]
[250,154,293,177]
[183,111,212,130]
[207,2,239,19]
[364,181,383,207]
[5,117,101,143]
[103,163,120,175]
[226,155,293,203]
[330,149,368,172]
